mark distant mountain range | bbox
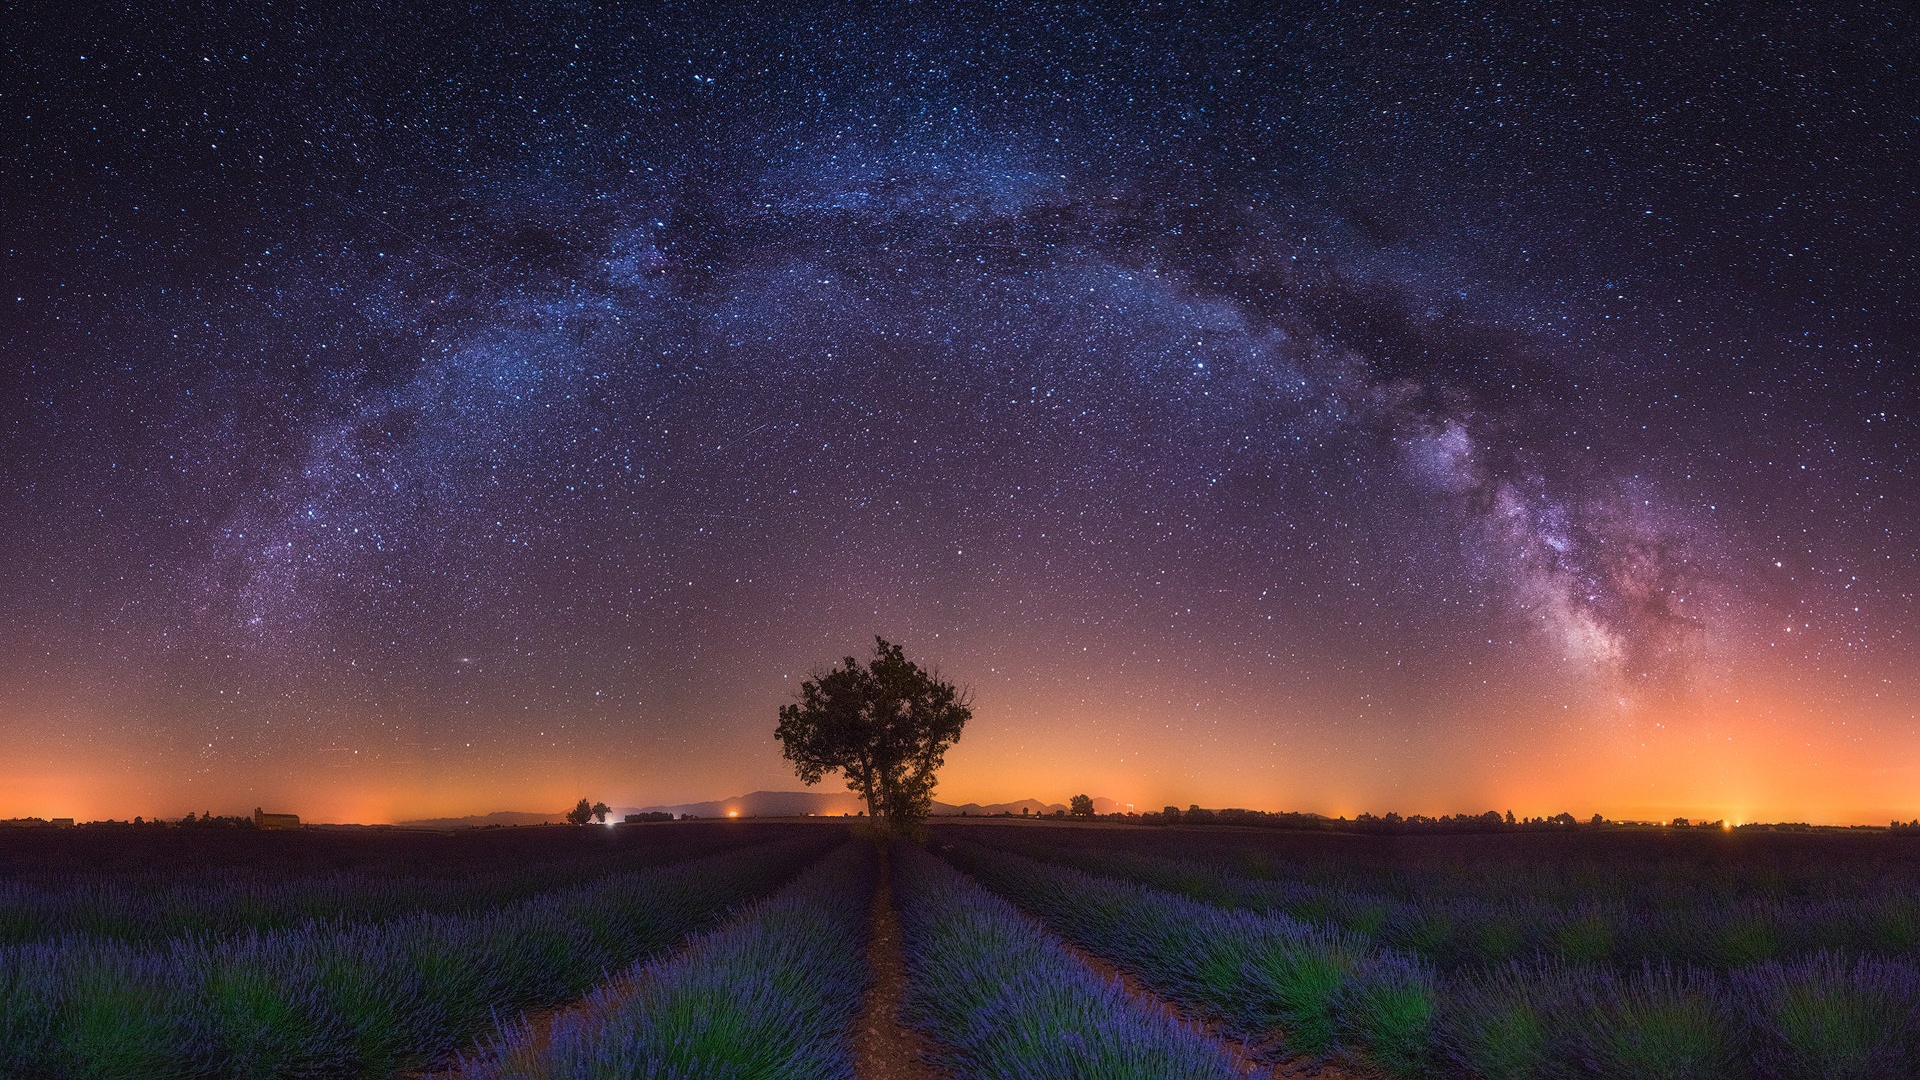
[398,790,1127,829]
[397,809,570,829]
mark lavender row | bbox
[965,826,1920,910]
[939,839,1426,1071]
[892,842,1248,1080]
[945,840,1920,1079]
[964,831,1920,970]
[468,840,874,1080]
[1446,954,1920,1080]
[0,833,837,1078]
[0,826,773,946]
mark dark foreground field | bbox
[4,821,1918,1078]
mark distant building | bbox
[253,807,301,830]
[50,818,74,828]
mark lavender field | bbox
[4,821,1918,1078]
[932,823,1920,1080]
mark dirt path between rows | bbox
[419,845,1328,1080]
[408,866,801,1079]
[426,844,957,1080]
[407,959,658,1080]
[854,845,957,1080]
[928,842,1368,1080]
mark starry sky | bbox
[3,2,1915,825]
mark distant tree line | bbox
[565,799,611,826]
[175,811,257,828]
[1013,805,1911,835]
[1,814,252,829]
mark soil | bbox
[414,842,1358,1080]
[423,845,959,1080]
[406,962,657,1080]
[854,846,958,1080]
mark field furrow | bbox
[892,842,1253,1080]
[0,824,787,946]
[938,838,1422,1073]
[955,826,1920,970]
[0,832,839,1079]
[459,839,874,1080]
[853,845,955,1080]
[939,835,1920,1079]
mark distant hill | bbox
[937,796,1128,816]
[623,790,1125,819]
[397,810,567,830]
[400,791,1125,829]
[621,790,861,819]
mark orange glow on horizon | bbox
[3,666,1915,827]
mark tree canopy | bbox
[775,637,971,826]
[565,798,610,825]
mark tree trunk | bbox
[857,756,880,819]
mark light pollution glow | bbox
[5,648,1913,826]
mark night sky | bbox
[4,2,1915,825]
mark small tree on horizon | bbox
[775,637,971,831]
[565,798,595,826]
[1069,793,1094,818]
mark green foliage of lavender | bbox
[0,834,837,1078]
[964,828,1920,970]
[943,834,1920,1079]
[892,843,1245,1080]
[0,826,775,946]
[941,839,1390,1059]
[468,841,873,1080]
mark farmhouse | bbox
[253,807,301,830]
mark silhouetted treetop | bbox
[775,637,970,828]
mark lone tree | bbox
[776,637,971,828]
[1069,793,1094,818]
[565,798,611,825]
